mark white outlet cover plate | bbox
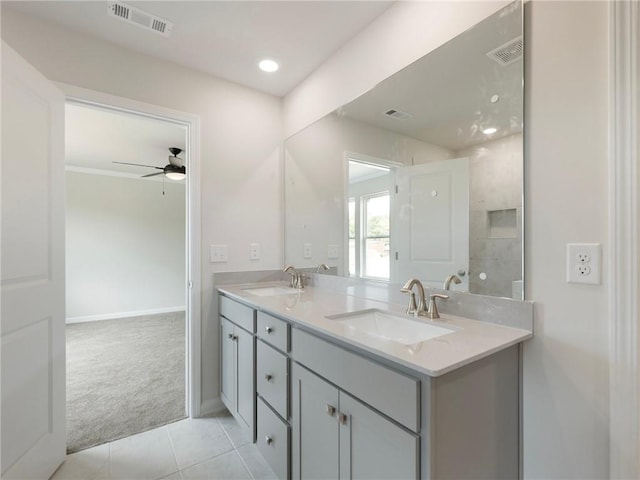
[567,243,601,284]
[250,243,260,260]
[328,244,339,259]
[303,243,312,259]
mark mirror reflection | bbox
[284,1,523,299]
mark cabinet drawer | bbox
[257,397,289,480]
[257,311,289,352]
[292,328,420,432]
[257,340,288,419]
[220,295,255,332]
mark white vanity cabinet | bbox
[292,363,419,480]
[219,296,255,432]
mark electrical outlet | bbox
[250,243,260,261]
[567,243,601,285]
[303,243,312,259]
[328,244,339,259]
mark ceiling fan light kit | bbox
[113,147,186,180]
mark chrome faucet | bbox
[443,274,462,290]
[400,278,428,316]
[315,263,330,273]
[283,265,304,289]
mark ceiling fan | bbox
[114,147,186,180]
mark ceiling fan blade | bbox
[113,161,163,170]
[141,171,165,178]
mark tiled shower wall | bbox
[457,133,523,298]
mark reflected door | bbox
[394,158,469,290]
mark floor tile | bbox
[158,472,182,480]
[167,418,233,469]
[236,444,278,480]
[216,413,252,448]
[50,443,109,480]
[180,450,251,480]
[109,427,179,480]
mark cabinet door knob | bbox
[338,413,348,425]
[265,436,273,445]
[227,333,234,340]
[264,373,273,382]
[265,326,274,334]
[325,404,336,416]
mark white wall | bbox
[0,8,283,411]
[523,2,609,478]
[66,171,185,322]
[283,1,611,479]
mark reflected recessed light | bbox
[259,59,279,73]
[482,127,498,135]
[490,94,500,103]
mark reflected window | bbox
[363,193,390,279]
[348,158,392,280]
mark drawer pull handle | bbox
[325,404,336,416]
[264,374,273,382]
[265,326,274,334]
[265,436,273,446]
[338,413,348,425]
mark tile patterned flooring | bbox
[51,413,277,480]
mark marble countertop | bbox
[218,282,532,377]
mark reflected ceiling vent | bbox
[383,109,413,121]
[486,36,523,66]
[107,1,173,37]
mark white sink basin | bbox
[326,309,456,345]
[242,286,300,297]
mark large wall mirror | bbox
[284,1,523,300]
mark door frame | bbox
[59,83,202,417]
[609,1,639,478]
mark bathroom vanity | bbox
[218,282,532,480]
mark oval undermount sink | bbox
[242,286,300,296]
[326,309,457,345]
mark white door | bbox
[1,42,66,479]
[394,157,469,290]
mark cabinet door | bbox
[236,325,255,431]
[292,364,339,480]
[339,393,419,480]
[220,317,236,411]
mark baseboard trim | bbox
[199,397,226,417]
[66,306,186,324]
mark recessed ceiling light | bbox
[259,59,279,73]
[490,94,500,103]
[482,127,498,135]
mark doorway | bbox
[63,95,199,452]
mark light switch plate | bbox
[210,244,228,263]
[328,244,339,259]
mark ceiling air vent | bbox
[383,109,413,121]
[107,1,173,37]
[486,36,523,66]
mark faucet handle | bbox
[427,294,449,319]
[400,288,418,315]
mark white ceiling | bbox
[65,103,187,179]
[338,2,522,151]
[3,1,393,97]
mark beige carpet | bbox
[66,312,186,453]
